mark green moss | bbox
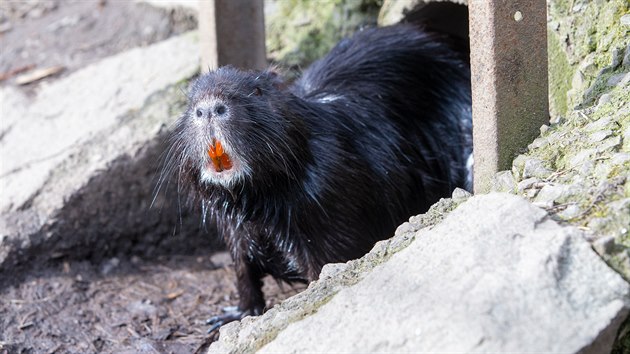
[547,30,574,117]
[266,0,381,71]
[549,0,571,17]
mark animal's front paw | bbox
[205,306,252,334]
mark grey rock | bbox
[528,136,549,150]
[623,44,630,68]
[585,117,612,132]
[451,187,472,203]
[624,125,630,151]
[522,158,553,179]
[571,69,586,92]
[578,53,598,77]
[621,14,630,27]
[593,235,617,256]
[607,72,630,87]
[534,183,575,206]
[588,217,611,234]
[490,170,517,193]
[597,135,621,152]
[539,124,549,134]
[526,187,539,199]
[517,177,540,193]
[589,129,613,143]
[611,152,630,165]
[511,154,529,180]
[593,162,614,181]
[557,203,582,220]
[597,93,612,107]
[211,194,630,354]
[569,148,596,174]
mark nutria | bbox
[166,24,472,332]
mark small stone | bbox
[621,14,630,27]
[535,183,570,206]
[593,163,613,181]
[572,2,585,12]
[0,21,12,34]
[451,188,472,203]
[532,200,553,209]
[557,204,582,220]
[607,73,630,87]
[526,188,539,199]
[320,263,347,279]
[611,152,630,165]
[517,177,540,193]
[569,149,595,168]
[578,53,598,76]
[394,221,416,236]
[597,136,621,152]
[587,217,610,233]
[623,44,630,68]
[100,257,120,275]
[571,70,586,92]
[210,252,233,267]
[539,124,549,134]
[609,48,623,69]
[528,137,549,150]
[512,154,529,180]
[592,235,617,256]
[491,171,517,193]
[522,158,553,179]
[589,129,613,143]
[597,93,612,108]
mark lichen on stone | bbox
[265,0,382,71]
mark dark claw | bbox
[207,321,223,334]
[206,316,222,326]
[205,308,247,334]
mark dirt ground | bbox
[0,1,303,353]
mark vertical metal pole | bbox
[469,0,549,193]
[198,0,266,72]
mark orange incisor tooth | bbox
[207,140,232,171]
[219,153,232,169]
[208,144,217,159]
[215,140,224,156]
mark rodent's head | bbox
[173,66,307,190]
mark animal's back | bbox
[292,24,472,207]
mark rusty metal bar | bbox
[198,0,266,72]
[468,0,549,193]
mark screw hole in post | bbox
[514,11,523,22]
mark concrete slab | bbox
[0,31,203,273]
[209,194,629,354]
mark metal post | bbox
[469,0,549,193]
[198,0,266,72]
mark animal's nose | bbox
[195,103,228,119]
[214,104,227,116]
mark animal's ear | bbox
[263,67,288,90]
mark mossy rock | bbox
[265,0,382,73]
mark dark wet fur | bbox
[167,24,472,319]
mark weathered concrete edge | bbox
[210,190,630,354]
[209,190,471,354]
[0,82,191,276]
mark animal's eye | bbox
[196,108,203,117]
[253,87,262,96]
